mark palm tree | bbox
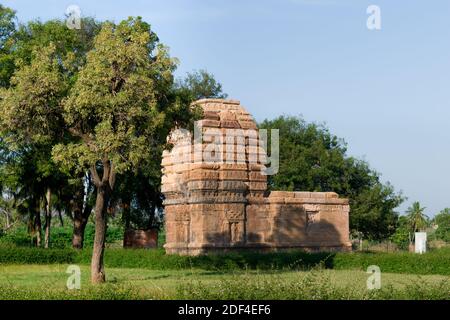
[405,201,428,245]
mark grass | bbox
[1,246,449,299]
[1,246,450,276]
[0,264,449,300]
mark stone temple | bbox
[162,99,351,255]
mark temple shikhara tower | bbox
[161,99,351,255]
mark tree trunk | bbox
[90,161,115,284]
[71,173,94,249]
[34,199,42,247]
[73,203,91,249]
[58,209,64,227]
[72,187,89,249]
[122,198,131,248]
[44,188,52,249]
[35,216,42,247]
[91,186,109,283]
[72,215,88,249]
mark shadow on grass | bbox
[2,245,449,275]
[187,250,337,271]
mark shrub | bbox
[390,226,410,250]
[432,210,450,242]
[1,246,449,276]
[0,226,32,247]
[0,246,77,264]
[332,248,450,275]
[0,224,124,248]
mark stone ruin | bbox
[161,99,351,255]
[123,229,158,249]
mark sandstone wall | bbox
[162,99,351,255]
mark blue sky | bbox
[3,0,450,216]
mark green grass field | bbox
[1,261,449,299]
[1,247,449,300]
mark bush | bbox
[332,248,450,275]
[0,226,32,247]
[0,246,77,264]
[0,224,124,248]
[390,226,410,250]
[432,210,450,242]
[52,248,335,271]
[1,246,449,276]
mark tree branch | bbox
[109,162,116,190]
[90,165,101,187]
[102,159,110,185]
[68,127,98,152]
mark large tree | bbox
[52,17,191,283]
[405,201,428,239]
[0,44,68,247]
[0,17,102,248]
[0,4,16,88]
[0,5,16,49]
[259,116,404,241]
[175,69,227,101]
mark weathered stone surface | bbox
[162,99,351,255]
[123,229,158,249]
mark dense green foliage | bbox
[405,201,429,233]
[0,225,123,248]
[390,202,435,248]
[0,14,104,249]
[0,5,17,87]
[331,249,450,275]
[389,216,411,250]
[175,69,228,101]
[432,208,450,242]
[259,116,404,240]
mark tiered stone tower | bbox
[162,99,351,255]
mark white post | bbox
[414,232,427,254]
